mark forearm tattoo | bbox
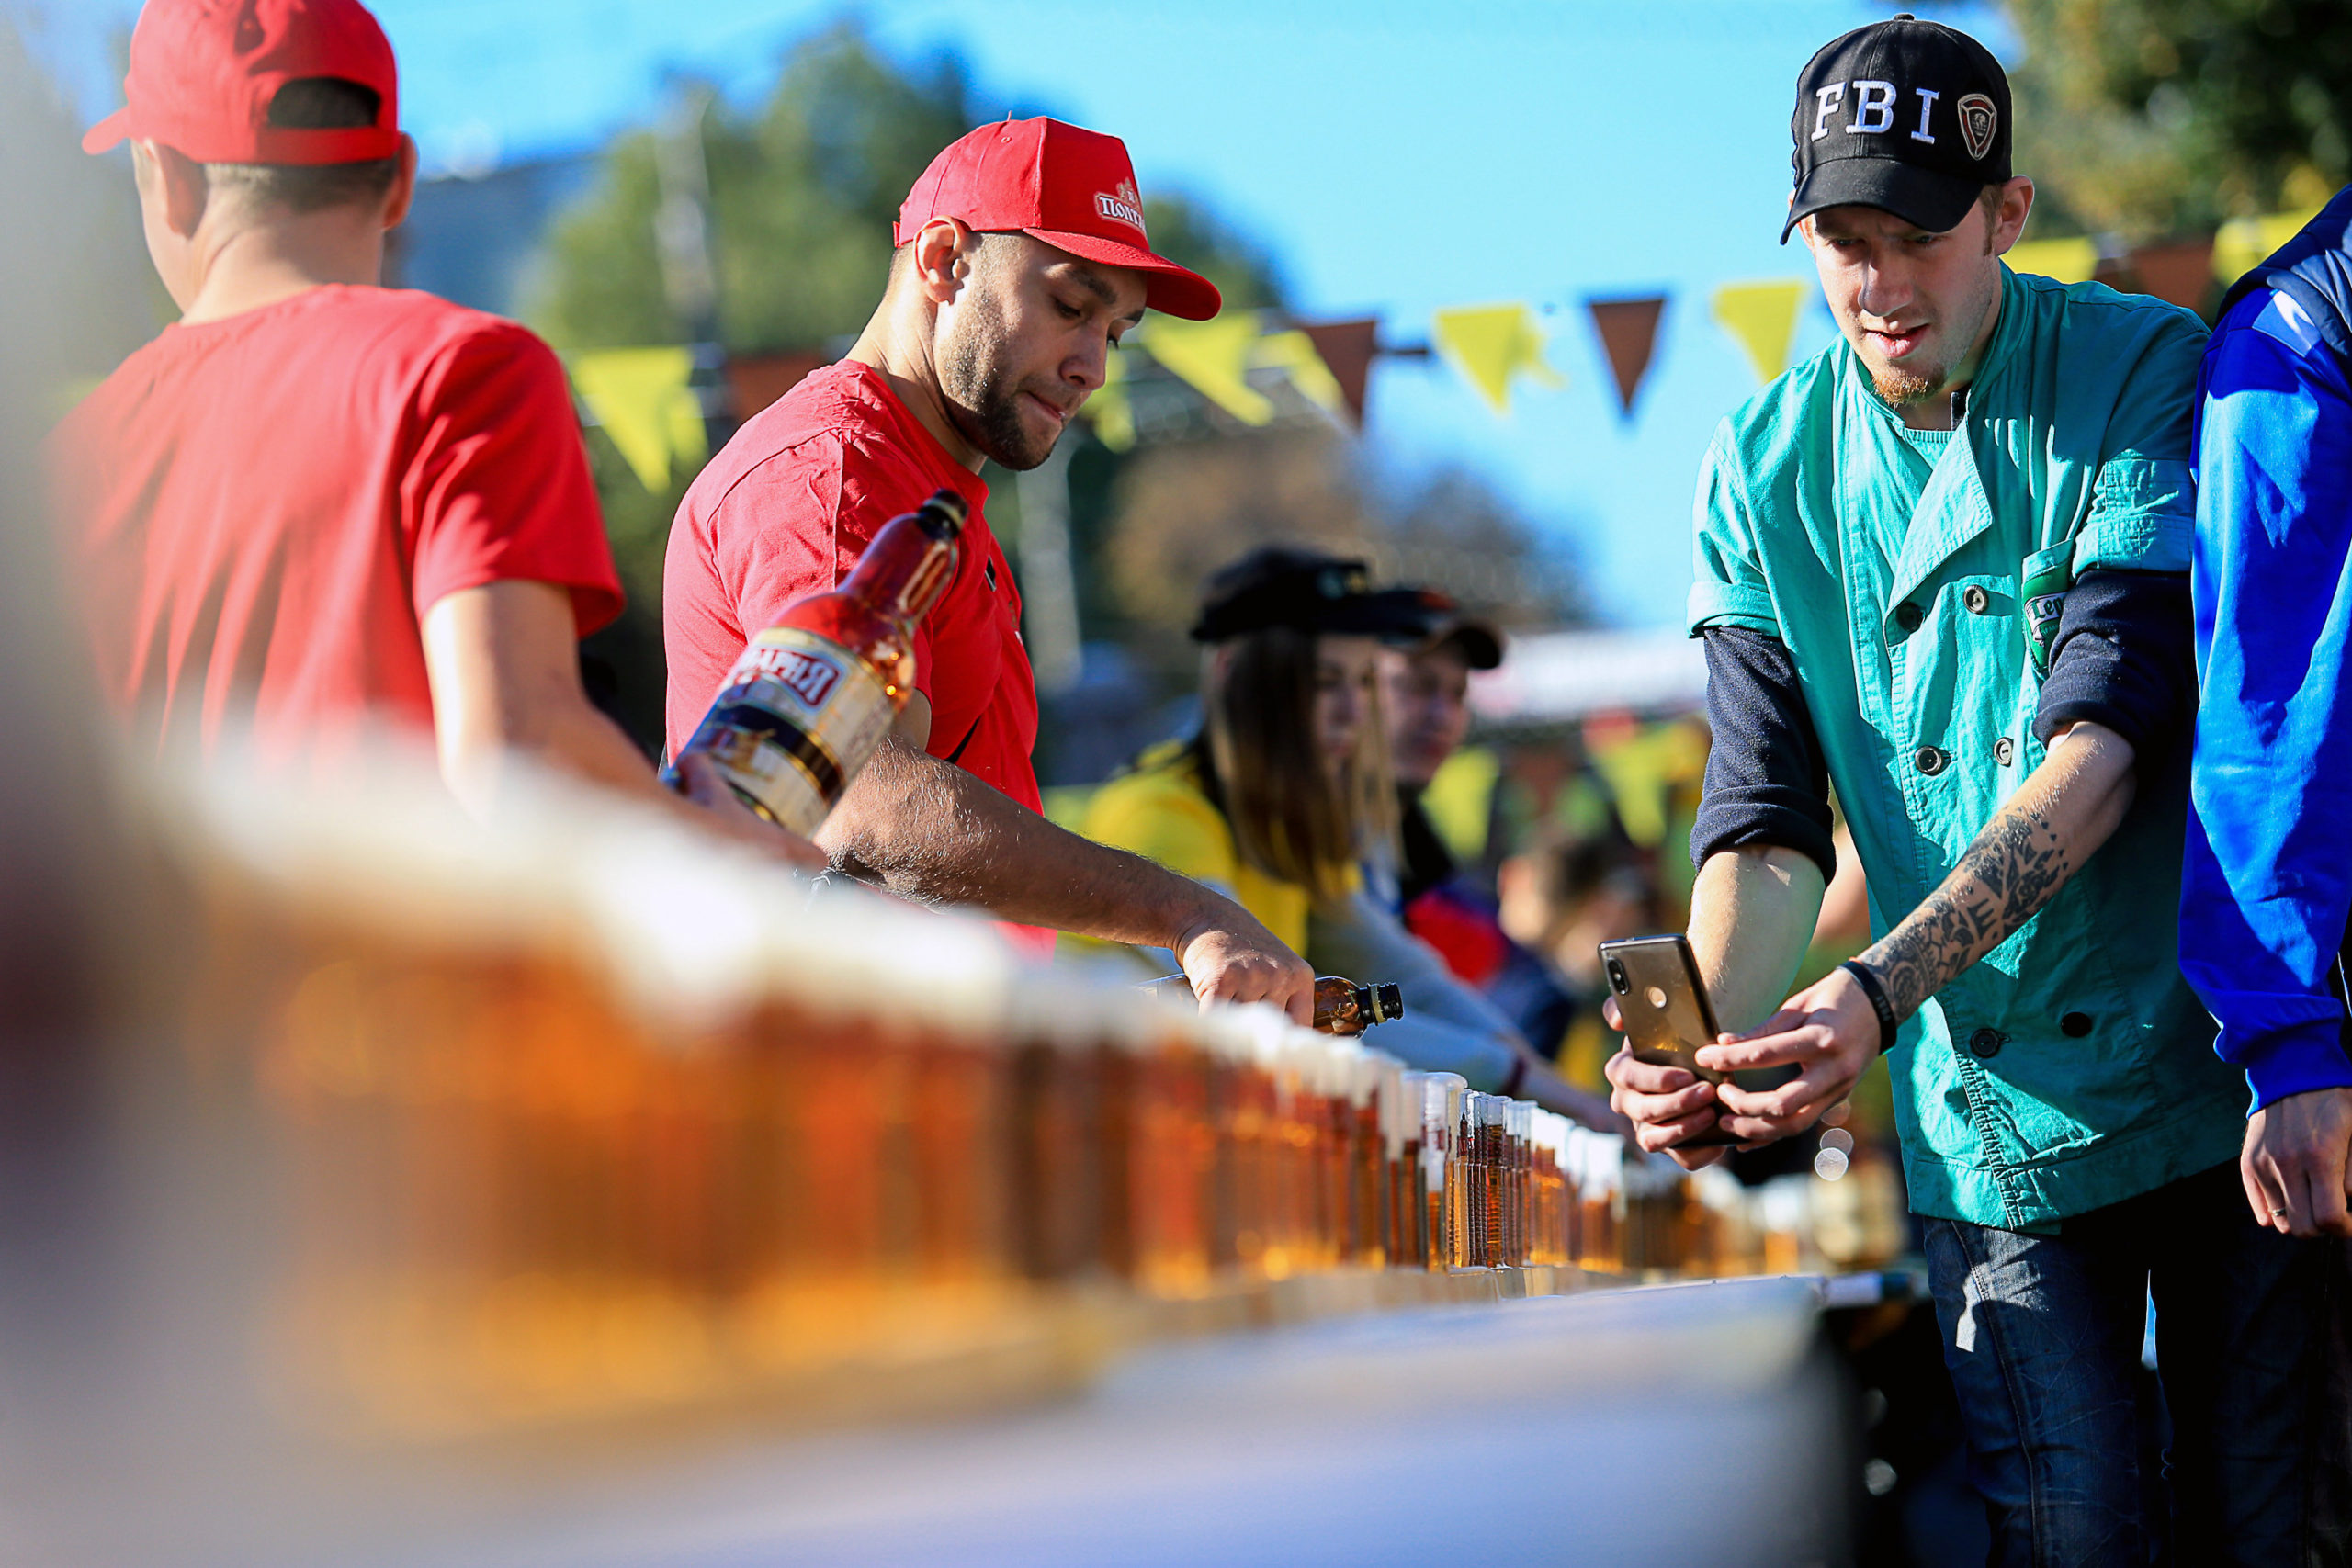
[1860,806,2072,1020]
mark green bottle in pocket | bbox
[2020,542,2074,677]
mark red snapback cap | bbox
[82,0,401,165]
[896,117,1221,321]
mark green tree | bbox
[532,26,977,356]
[530,23,1283,357]
[2000,0,2352,240]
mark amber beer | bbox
[1136,974,1404,1037]
[1310,977,1405,1036]
[667,489,967,831]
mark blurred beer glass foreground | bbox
[0,31,1897,1562]
[94,732,1893,1441]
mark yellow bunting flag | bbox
[1430,303,1562,416]
[571,346,706,491]
[2211,208,2322,287]
[2006,236,2098,284]
[1251,329,1349,418]
[1136,314,1273,425]
[1709,279,1808,386]
[1083,346,1136,451]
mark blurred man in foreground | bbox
[2179,182,2352,1548]
[1607,17,2336,1560]
[2181,189,2352,1243]
[664,118,1312,1018]
[47,0,811,866]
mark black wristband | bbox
[1839,960,1900,1055]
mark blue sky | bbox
[16,0,2011,627]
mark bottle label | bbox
[683,626,897,835]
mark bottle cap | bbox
[918,488,970,539]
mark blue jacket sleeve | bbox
[2182,289,2352,1110]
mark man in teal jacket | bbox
[1608,17,2335,1562]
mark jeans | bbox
[1921,1161,2349,1567]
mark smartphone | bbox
[1599,934,1746,1146]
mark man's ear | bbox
[1787,196,1814,251]
[1991,176,2034,256]
[910,217,974,306]
[138,141,211,239]
[381,135,420,231]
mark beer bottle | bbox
[665,490,967,833]
[1310,976,1406,1037]
[1135,973,1405,1036]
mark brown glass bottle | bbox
[666,490,966,832]
[1310,976,1406,1036]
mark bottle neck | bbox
[842,507,959,626]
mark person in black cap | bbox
[1380,592,1504,910]
[1605,14,2340,1562]
[1081,547,1616,1128]
[1376,597,1585,1063]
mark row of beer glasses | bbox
[190,759,1871,1435]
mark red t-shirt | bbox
[48,286,623,763]
[663,359,1048,951]
[664,362,1043,803]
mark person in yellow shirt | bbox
[1083,547,1616,1127]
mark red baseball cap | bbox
[895,118,1221,321]
[82,0,401,165]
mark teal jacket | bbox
[1690,266,2245,1229]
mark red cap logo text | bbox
[1094,178,1146,235]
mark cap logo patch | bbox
[1094,178,1146,235]
[1958,93,1998,161]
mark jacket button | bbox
[1994,737,2016,766]
[1968,1028,2004,1058]
[1895,602,1924,632]
[1914,745,1949,775]
[1963,585,1991,614]
[2061,1012,2093,1038]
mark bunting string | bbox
[564,200,2326,477]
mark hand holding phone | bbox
[1600,935,1742,1147]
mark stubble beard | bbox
[1869,358,1948,408]
[940,300,1058,472]
[1860,269,1997,410]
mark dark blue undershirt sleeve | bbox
[2030,568,2195,764]
[1691,627,1837,884]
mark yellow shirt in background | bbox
[1078,741,1315,956]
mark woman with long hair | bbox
[1082,546,1617,1127]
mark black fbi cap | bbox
[1783,13,2010,243]
[1190,546,1440,645]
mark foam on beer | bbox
[161,728,1019,1037]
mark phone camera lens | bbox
[1606,960,1627,993]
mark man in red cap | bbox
[664,118,1312,1017]
[51,0,812,863]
